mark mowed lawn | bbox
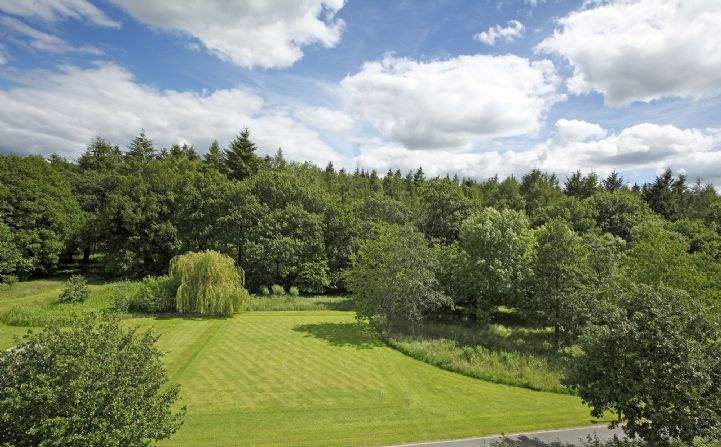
[130,312,599,447]
[0,282,601,447]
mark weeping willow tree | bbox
[171,250,249,317]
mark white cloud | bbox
[108,0,345,69]
[554,118,607,143]
[294,106,354,133]
[0,16,102,55]
[537,0,721,105]
[340,54,562,150]
[351,120,721,184]
[475,20,525,45]
[0,63,342,166]
[0,0,119,28]
[523,120,721,181]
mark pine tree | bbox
[204,140,224,171]
[602,171,624,192]
[126,130,155,164]
[224,128,260,180]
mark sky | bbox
[1,0,721,185]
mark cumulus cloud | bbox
[537,0,721,105]
[341,54,562,150]
[474,20,525,45]
[0,15,102,55]
[108,0,345,69]
[351,120,721,184]
[0,0,119,28]
[294,106,354,133]
[0,63,342,166]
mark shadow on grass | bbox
[293,321,383,349]
[319,298,355,311]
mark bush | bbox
[0,317,185,446]
[130,275,178,313]
[1,274,18,289]
[259,285,270,296]
[172,250,250,317]
[288,286,300,297]
[57,275,89,304]
[271,284,285,296]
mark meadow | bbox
[0,280,603,447]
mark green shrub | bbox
[57,275,89,304]
[259,285,270,296]
[172,250,250,317]
[0,317,185,446]
[288,286,300,297]
[1,274,18,289]
[130,275,177,313]
[271,284,285,296]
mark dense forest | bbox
[2,129,721,445]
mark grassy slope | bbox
[1,281,602,446]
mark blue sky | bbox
[1,0,721,185]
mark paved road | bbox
[389,425,626,447]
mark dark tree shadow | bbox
[321,298,355,311]
[293,322,384,349]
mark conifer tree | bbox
[223,128,260,180]
[204,140,224,170]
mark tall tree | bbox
[344,224,451,330]
[455,208,535,320]
[125,130,156,164]
[564,171,599,199]
[602,171,624,192]
[204,140,224,171]
[224,128,260,180]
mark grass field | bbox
[0,281,603,446]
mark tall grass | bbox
[249,296,352,311]
[386,321,571,394]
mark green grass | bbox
[386,320,570,394]
[0,280,604,446]
[130,312,601,446]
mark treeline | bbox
[2,129,721,295]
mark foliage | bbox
[130,275,178,313]
[528,220,597,343]
[0,155,83,277]
[344,224,451,329]
[565,285,721,446]
[589,190,651,240]
[57,275,90,304]
[271,284,285,295]
[288,286,300,296]
[0,317,185,446]
[172,250,250,316]
[452,208,535,321]
[259,285,270,296]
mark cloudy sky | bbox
[1,0,721,185]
